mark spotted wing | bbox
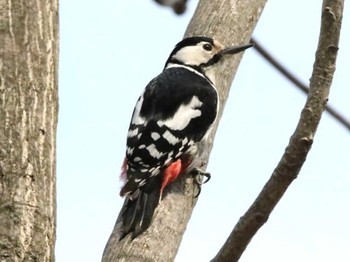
[125,67,217,173]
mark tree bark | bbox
[102,0,266,261]
[0,0,59,261]
[212,0,344,261]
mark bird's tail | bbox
[117,175,162,240]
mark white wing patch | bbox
[158,96,202,130]
[127,128,138,138]
[146,144,164,159]
[151,166,161,176]
[133,157,142,162]
[163,130,180,145]
[151,132,161,141]
[131,94,146,125]
[127,147,134,155]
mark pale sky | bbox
[57,0,350,261]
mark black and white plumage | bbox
[117,36,252,240]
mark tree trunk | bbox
[102,0,266,261]
[0,0,59,261]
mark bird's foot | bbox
[191,168,211,198]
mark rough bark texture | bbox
[212,0,344,261]
[102,0,266,261]
[0,0,59,261]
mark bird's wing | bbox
[125,67,218,175]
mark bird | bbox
[117,36,252,240]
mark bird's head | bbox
[165,36,253,83]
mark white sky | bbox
[57,0,350,261]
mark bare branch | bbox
[251,38,350,131]
[102,0,266,261]
[212,0,344,261]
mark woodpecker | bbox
[117,36,252,240]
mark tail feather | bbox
[118,176,162,240]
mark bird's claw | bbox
[191,168,211,198]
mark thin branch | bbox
[212,0,344,261]
[251,37,350,131]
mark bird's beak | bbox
[221,43,254,55]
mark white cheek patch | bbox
[158,96,203,130]
[172,44,212,66]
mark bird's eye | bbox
[203,44,213,51]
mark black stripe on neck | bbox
[166,59,214,85]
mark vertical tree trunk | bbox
[102,0,266,261]
[0,0,59,261]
